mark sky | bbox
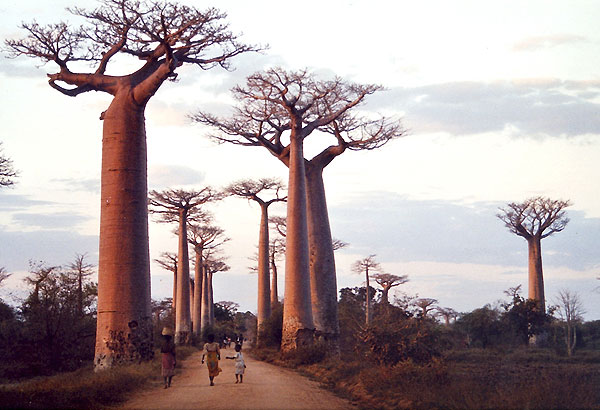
[1,0,599,320]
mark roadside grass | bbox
[252,347,600,410]
[0,345,199,410]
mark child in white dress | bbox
[226,344,246,383]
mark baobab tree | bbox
[5,0,258,368]
[269,238,285,311]
[154,252,178,312]
[555,289,585,356]
[226,178,286,340]
[194,68,403,352]
[149,188,220,344]
[352,255,381,325]
[436,307,458,326]
[372,273,409,305]
[497,196,571,312]
[201,253,230,331]
[0,142,18,187]
[188,223,228,337]
[414,298,439,318]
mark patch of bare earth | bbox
[117,347,354,410]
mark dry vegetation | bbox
[0,346,198,410]
[251,347,600,410]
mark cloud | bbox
[330,194,600,271]
[0,193,51,211]
[10,211,91,230]
[148,164,206,188]
[0,229,98,272]
[0,58,44,78]
[51,177,100,193]
[512,34,588,52]
[368,80,600,137]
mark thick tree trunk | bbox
[257,204,271,341]
[527,236,545,312]
[94,92,153,370]
[200,264,210,335]
[305,164,339,354]
[281,135,314,352]
[172,270,177,315]
[175,210,191,344]
[381,286,390,305]
[208,271,215,326]
[270,253,278,311]
[192,251,203,337]
[189,278,194,331]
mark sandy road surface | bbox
[117,347,354,410]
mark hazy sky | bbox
[1,0,599,320]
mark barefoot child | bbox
[226,344,246,383]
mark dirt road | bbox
[118,347,354,410]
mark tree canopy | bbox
[5,0,261,100]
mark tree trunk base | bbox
[94,317,153,371]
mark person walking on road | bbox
[201,334,222,386]
[160,327,176,389]
[226,344,246,384]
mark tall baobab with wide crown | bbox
[352,255,381,325]
[193,67,403,353]
[226,178,286,342]
[5,0,258,368]
[188,223,228,337]
[372,273,409,305]
[149,188,220,344]
[497,196,571,312]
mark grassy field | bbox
[253,347,600,410]
[0,346,199,410]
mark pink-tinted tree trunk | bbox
[175,211,191,344]
[95,93,152,369]
[528,236,545,312]
[257,204,271,334]
[192,251,203,337]
[270,250,279,310]
[305,163,339,353]
[282,135,314,352]
[200,264,210,334]
[208,271,215,326]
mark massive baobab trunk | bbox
[95,93,153,369]
[528,236,545,312]
[270,249,279,310]
[200,264,210,334]
[175,211,192,344]
[282,135,315,352]
[257,204,272,334]
[208,270,215,326]
[305,163,339,352]
[192,251,203,337]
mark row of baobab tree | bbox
[5,0,404,368]
[4,0,572,369]
[147,178,286,346]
